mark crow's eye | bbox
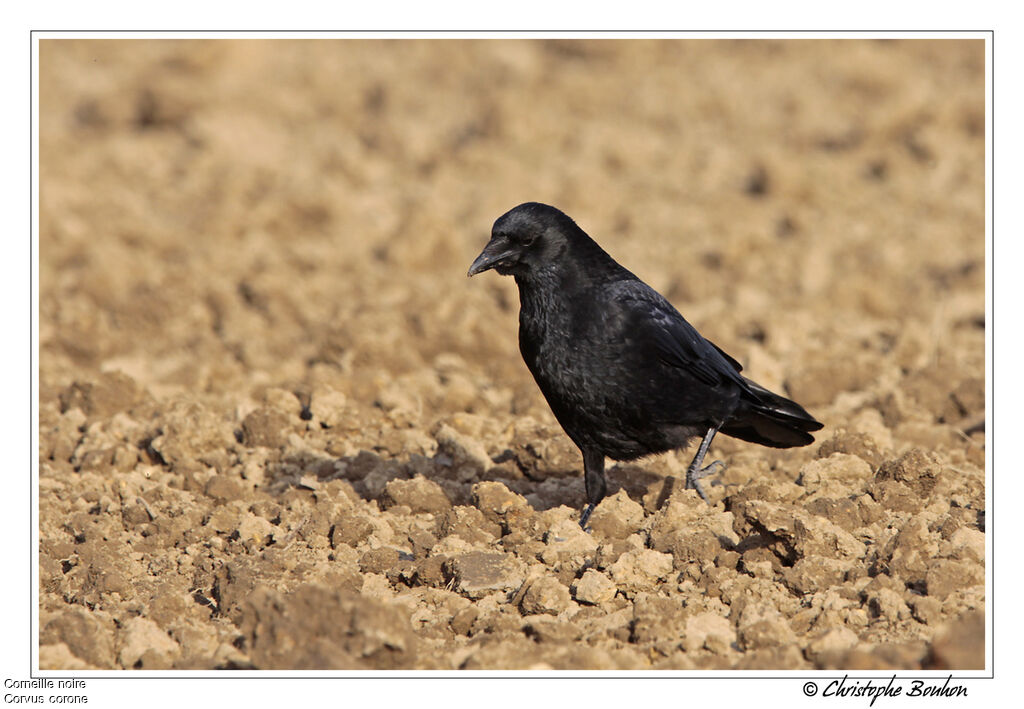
[521,234,536,247]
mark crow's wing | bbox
[709,341,744,373]
[612,282,748,390]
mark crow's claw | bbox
[686,459,725,503]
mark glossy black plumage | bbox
[468,202,823,528]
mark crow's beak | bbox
[467,238,517,277]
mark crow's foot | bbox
[685,459,724,504]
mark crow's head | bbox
[467,202,576,278]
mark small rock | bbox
[522,616,581,644]
[804,497,864,532]
[799,453,874,490]
[407,528,439,558]
[39,608,116,668]
[652,527,724,567]
[821,648,897,670]
[149,399,237,468]
[870,480,919,512]
[361,572,394,600]
[118,617,180,669]
[359,547,401,575]
[309,386,348,428]
[737,645,810,670]
[468,607,522,638]
[239,584,416,669]
[588,489,644,540]
[631,594,686,644]
[683,612,735,654]
[331,514,374,548]
[948,527,985,563]
[816,431,886,467]
[439,506,501,544]
[450,606,478,636]
[909,595,943,625]
[359,461,408,500]
[59,371,144,418]
[738,500,866,560]
[211,559,260,620]
[739,618,797,651]
[204,474,245,504]
[236,513,275,545]
[39,643,99,670]
[926,610,985,670]
[783,556,849,595]
[508,418,581,475]
[520,576,572,616]
[444,552,525,599]
[738,546,783,577]
[434,423,492,479]
[380,475,451,515]
[241,407,291,448]
[876,448,941,498]
[873,641,929,669]
[472,480,534,530]
[925,559,984,600]
[886,514,935,587]
[806,626,859,662]
[540,518,600,568]
[412,556,449,589]
[938,507,978,538]
[866,587,911,622]
[572,570,617,605]
[715,550,740,570]
[608,549,673,592]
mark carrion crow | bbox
[468,202,823,528]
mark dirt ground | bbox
[37,39,986,670]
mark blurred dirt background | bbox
[37,39,986,670]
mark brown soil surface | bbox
[38,39,985,671]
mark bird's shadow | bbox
[259,448,677,518]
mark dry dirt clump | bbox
[38,39,985,670]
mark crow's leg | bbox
[579,448,607,530]
[685,426,724,503]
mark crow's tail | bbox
[720,378,824,448]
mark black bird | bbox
[468,202,823,529]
